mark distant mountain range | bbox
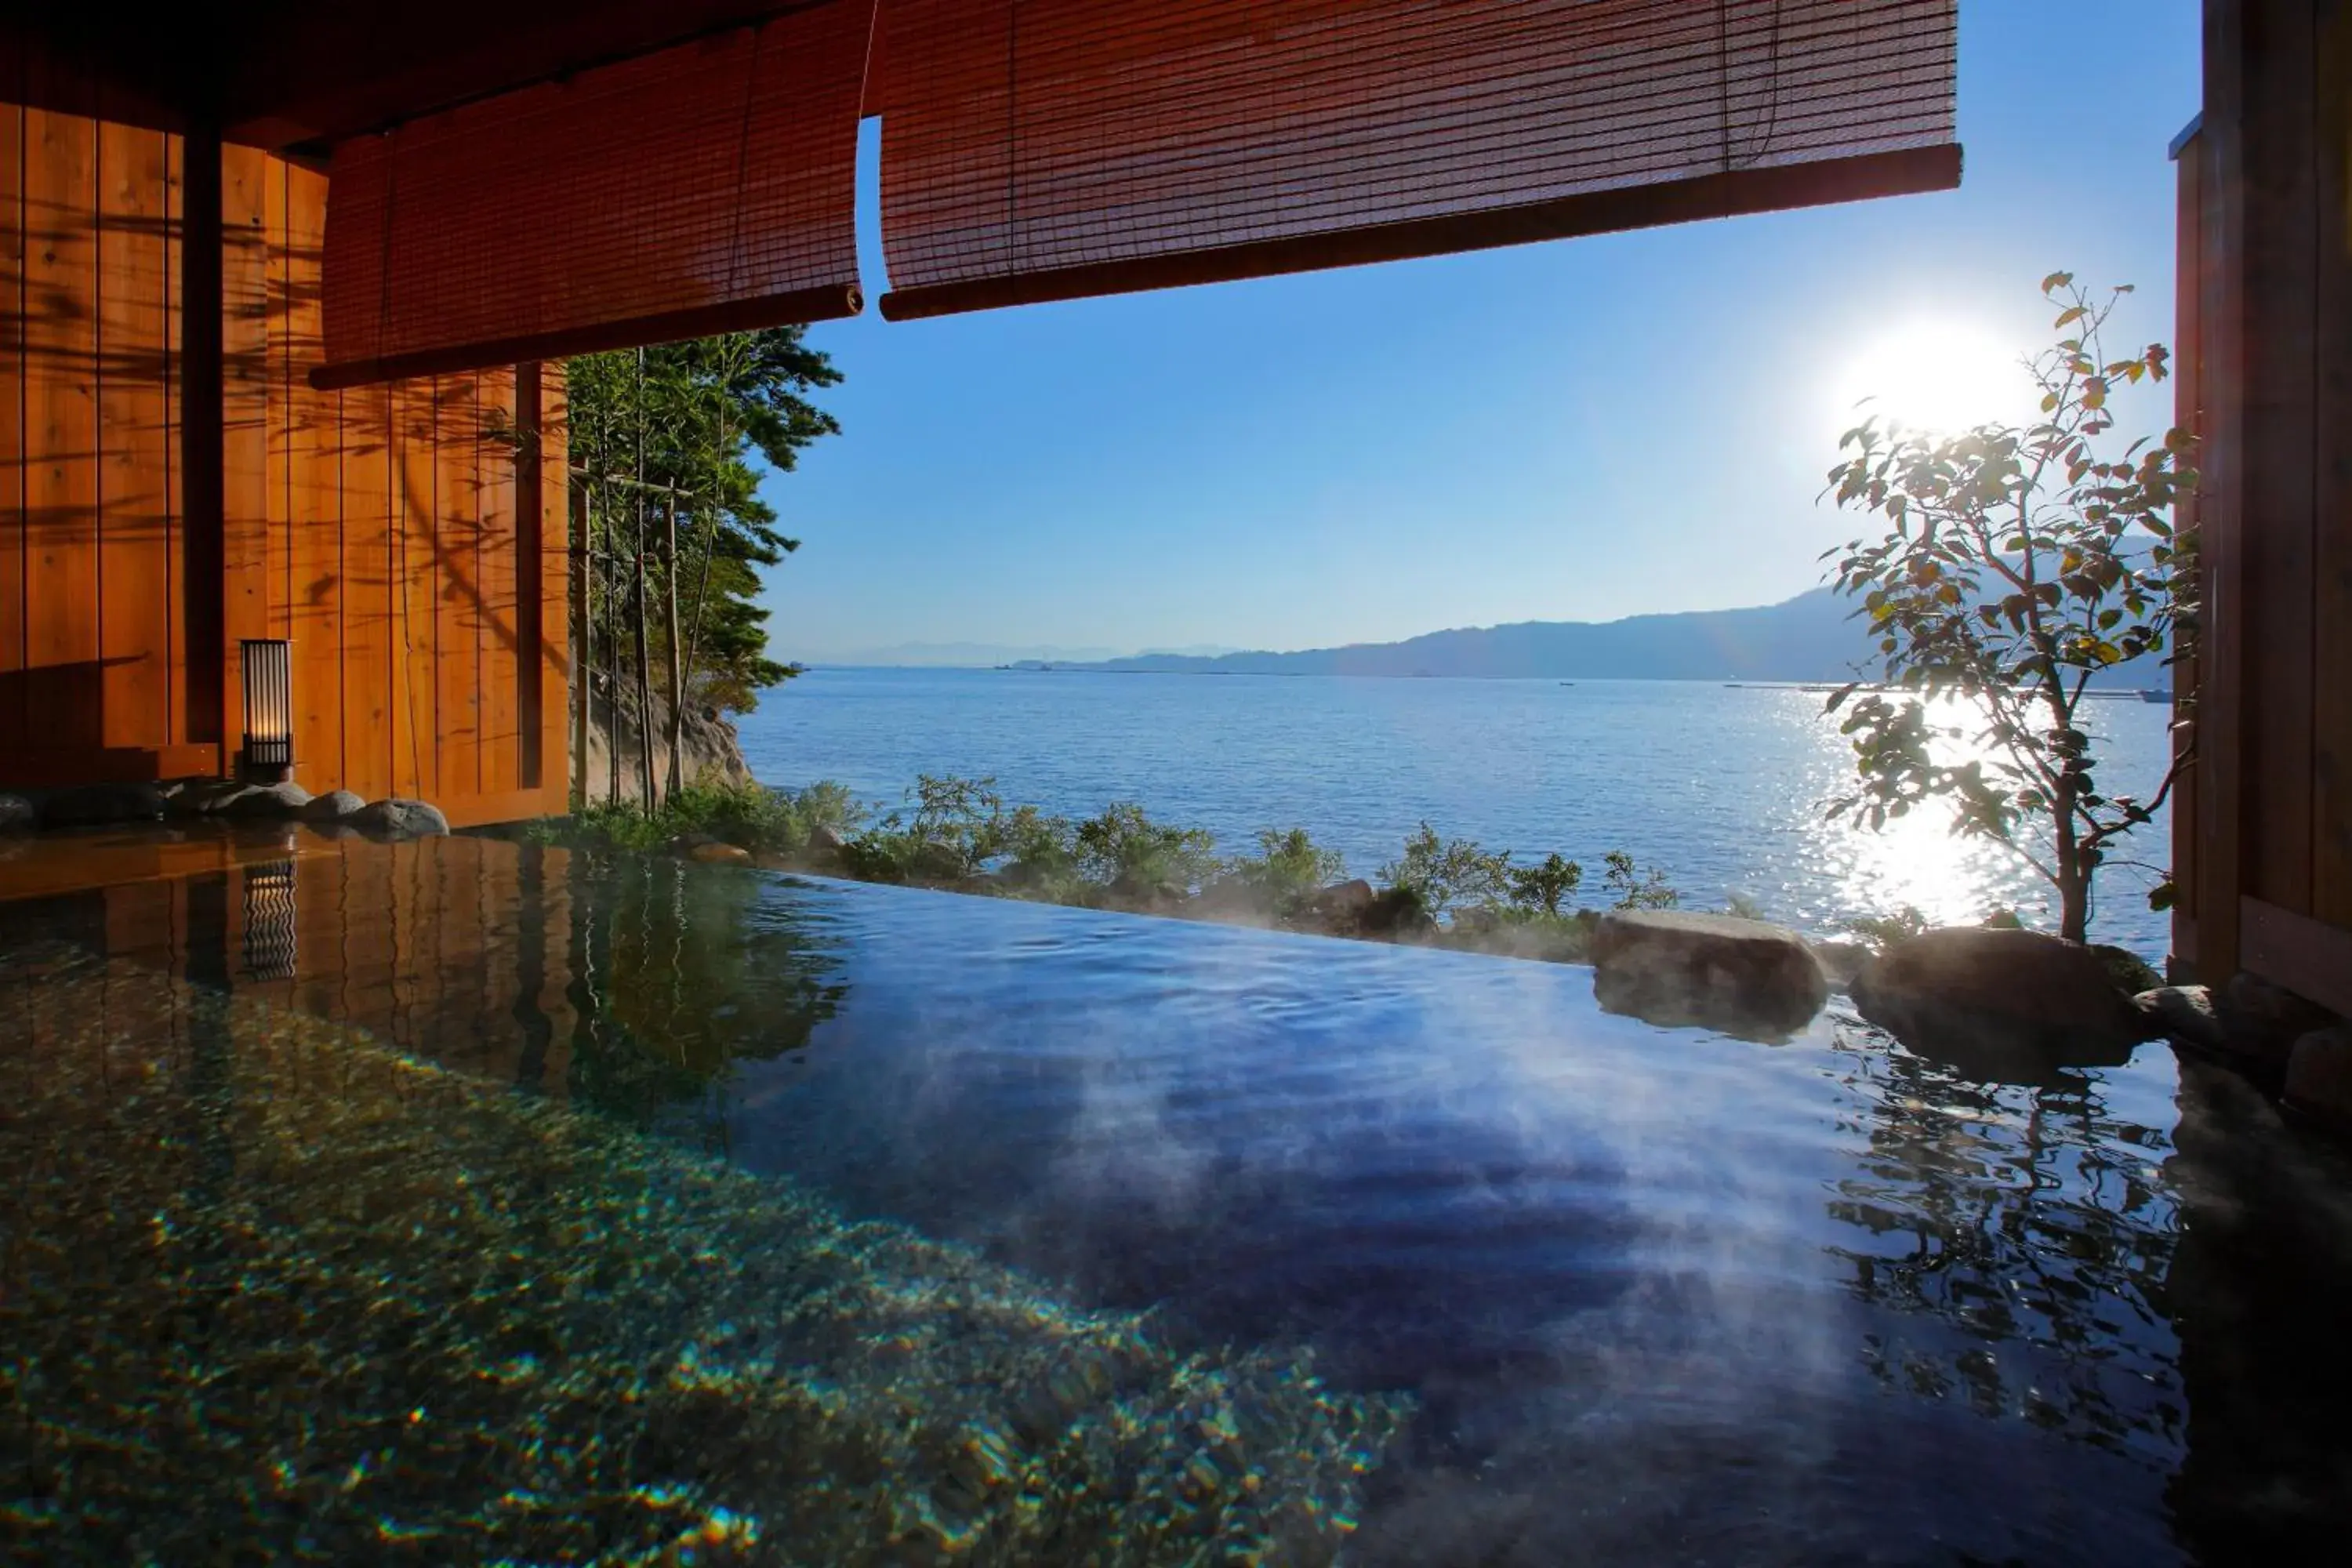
[1008,587,2144,685]
[998,588,1871,681]
[833,641,1243,667]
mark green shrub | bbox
[1356,884,1436,937]
[573,798,672,853]
[993,806,1091,901]
[1075,803,1220,897]
[1505,852,1583,917]
[844,774,1006,884]
[1601,850,1679,910]
[786,781,866,844]
[1225,828,1345,916]
[1378,822,1510,917]
[561,779,855,858]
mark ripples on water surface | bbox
[5,832,2350,1564]
[739,670,2177,953]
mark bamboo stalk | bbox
[604,493,622,809]
[684,505,718,692]
[570,474,590,815]
[633,349,657,813]
[684,391,728,711]
[665,493,686,799]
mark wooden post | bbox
[664,493,685,800]
[181,122,226,760]
[516,360,549,800]
[2193,0,2250,982]
[2172,115,2205,975]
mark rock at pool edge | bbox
[352,798,450,840]
[1853,927,2154,1076]
[1589,909,1830,1040]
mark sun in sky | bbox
[1832,320,2035,441]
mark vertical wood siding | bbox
[0,102,24,752]
[2179,0,2352,1006]
[0,103,568,822]
[24,100,100,757]
[2314,2,2352,935]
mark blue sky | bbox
[766,0,2203,663]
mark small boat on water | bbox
[2141,688,2175,703]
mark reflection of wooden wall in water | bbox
[96,837,583,1092]
[2171,2,2352,1011]
[0,96,570,823]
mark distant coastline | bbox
[832,588,2144,687]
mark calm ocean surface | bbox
[737,668,2177,956]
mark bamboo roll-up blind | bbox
[317,0,876,389]
[872,0,1959,321]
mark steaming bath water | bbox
[737,670,2180,955]
[5,832,2349,1564]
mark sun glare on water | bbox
[1834,320,2032,441]
[1826,691,2046,930]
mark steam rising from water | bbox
[16,839,2352,1564]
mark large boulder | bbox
[0,792,35,832]
[1353,886,1435,938]
[2092,944,2165,996]
[165,779,260,817]
[1851,926,2153,1080]
[2136,985,2230,1054]
[223,780,313,819]
[301,789,368,824]
[576,688,753,804]
[1590,909,1829,1040]
[687,840,753,866]
[1305,878,1377,931]
[352,797,449,840]
[41,782,166,828]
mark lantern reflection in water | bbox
[241,860,299,982]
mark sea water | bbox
[736,671,2177,955]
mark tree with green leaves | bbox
[1379,822,1510,916]
[568,328,842,718]
[1822,274,2198,944]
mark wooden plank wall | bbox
[0,101,568,823]
[2180,0,2352,1011]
